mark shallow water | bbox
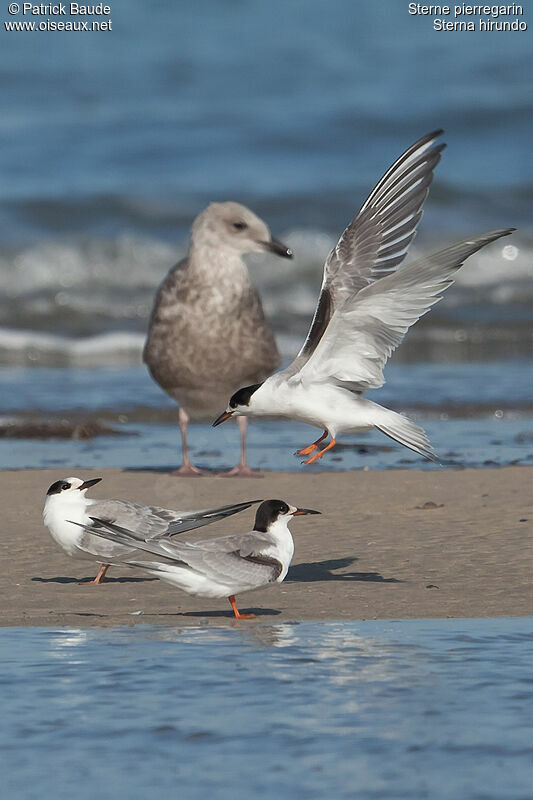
[1,619,532,799]
[1,361,531,471]
[2,361,532,415]
[2,417,532,473]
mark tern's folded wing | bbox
[129,550,282,588]
[88,498,257,540]
[71,518,282,587]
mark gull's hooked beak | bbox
[78,478,102,491]
[212,410,234,427]
[261,238,293,259]
[292,508,321,516]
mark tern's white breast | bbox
[258,516,295,582]
[43,495,89,558]
[253,379,376,436]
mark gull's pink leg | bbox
[219,417,263,478]
[172,407,209,476]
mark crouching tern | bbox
[213,131,515,464]
[68,499,320,619]
[43,476,259,584]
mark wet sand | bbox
[1,467,531,627]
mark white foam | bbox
[0,328,145,366]
[0,230,531,366]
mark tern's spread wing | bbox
[285,131,445,377]
[71,518,282,587]
[87,499,256,540]
[288,230,514,392]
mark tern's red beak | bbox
[292,508,321,516]
[212,410,234,427]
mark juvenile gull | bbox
[70,499,320,619]
[143,202,292,477]
[43,476,259,584]
[213,132,515,463]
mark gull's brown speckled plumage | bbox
[143,202,292,474]
[144,258,280,418]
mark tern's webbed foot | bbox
[295,430,329,458]
[296,443,318,456]
[228,595,256,619]
[303,438,337,465]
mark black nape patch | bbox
[229,383,262,409]
[253,499,290,532]
[46,480,69,496]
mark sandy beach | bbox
[0,466,530,627]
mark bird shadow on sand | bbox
[123,466,221,475]
[31,576,158,584]
[286,557,402,583]
[153,608,282,619]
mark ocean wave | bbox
[3,180,533,242]
[0,329,145,367]
[0,229,532,360]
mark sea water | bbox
[0,361,531,471]
[0,0,531,471]
[1,619,532,799]
[0,0,531,354]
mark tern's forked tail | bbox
[371,403,439,463]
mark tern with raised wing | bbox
[213,132,514,464]
[43,476,259,584]
[69,499,320,618]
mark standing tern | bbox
[213,132,515,464]
[69,499,320,619]
[43,476,259,584]
[143,202,292,477]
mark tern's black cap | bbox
[253,500,290,532]
[229,383,262,409]
[253,500,321,531]
[46,479,71,496]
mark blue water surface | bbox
[1,361,531,471]
[1,619,532,799]
[2,361,532,414]
[1,0,531,240]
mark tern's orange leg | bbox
[228,595,256,620]
[296,429,329,456]
[304,437,337,465]
[80,564,110,585]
